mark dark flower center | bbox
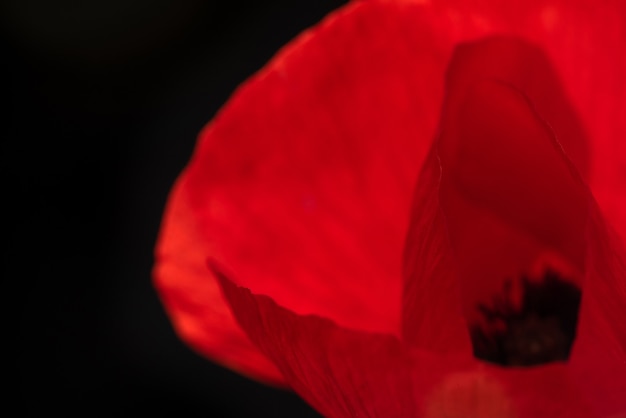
[470,270,582,366]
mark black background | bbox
[9,1,346,416]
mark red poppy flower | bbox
[154,1,626,417]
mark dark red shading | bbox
[427,0,626,246]
[403,37,590,355]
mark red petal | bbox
[214,261,448,417]
[438,39,588,324]
[155,1,457,381]
[402,145,472,353]
[445,37,590,178]
[434,36,626,415]
[569,208,626,417]
[154,178,284,384]
[214,263,599,418]
[429,0,626,245]
[402,37,590,354]
[154,0,626,390]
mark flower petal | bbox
[430,0,626,242]
[398,6,626,358]
[402,36,589,354]
[155,0,457,381]
[438,35,589,303]
[214,260,443,417]
[154,177,284,384]
[213,262,599,418]
[433,36,626,414]
[440,77,588,362]
[154,0,626,390]
[402,144,472,353]
[443,37,590,178]
[568,208,626,417]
